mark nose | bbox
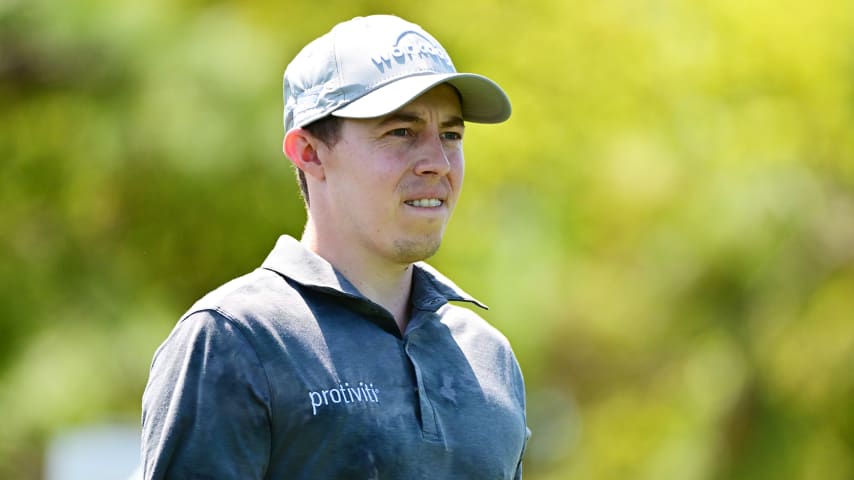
[414,134,451,176]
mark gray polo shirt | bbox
[142,235,530,479]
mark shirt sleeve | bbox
[141,309,272,479]
[513,349,531,480]
[514,426,532,479]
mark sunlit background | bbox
[2,0,853,478]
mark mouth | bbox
[404,198,444,208]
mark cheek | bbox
[450,154,465,193]
[334,160,399,212]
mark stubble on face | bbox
[392,235,443,264]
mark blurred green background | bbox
[2,0,853,478]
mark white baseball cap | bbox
[283,15,512,132]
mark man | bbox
[141,14,530,479]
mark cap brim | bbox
[331,73,511,124]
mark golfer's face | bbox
[320,84,465,266]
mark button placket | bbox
[403,334,443,442]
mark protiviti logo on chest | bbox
[308,381,380,416]
[370,31,454,74]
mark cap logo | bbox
[370,30,453,74]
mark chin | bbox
[392,236,443,263]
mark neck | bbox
[301,219,414,332]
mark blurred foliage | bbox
[2,0,853,478]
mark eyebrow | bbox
[376,112,465,129]
[441,116,465,129]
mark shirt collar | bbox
[260,235,487,311]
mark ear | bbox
[283,128,325,181]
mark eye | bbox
[388,128,412,137]
[441,131,463,141]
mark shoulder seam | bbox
[197,307,277,445]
